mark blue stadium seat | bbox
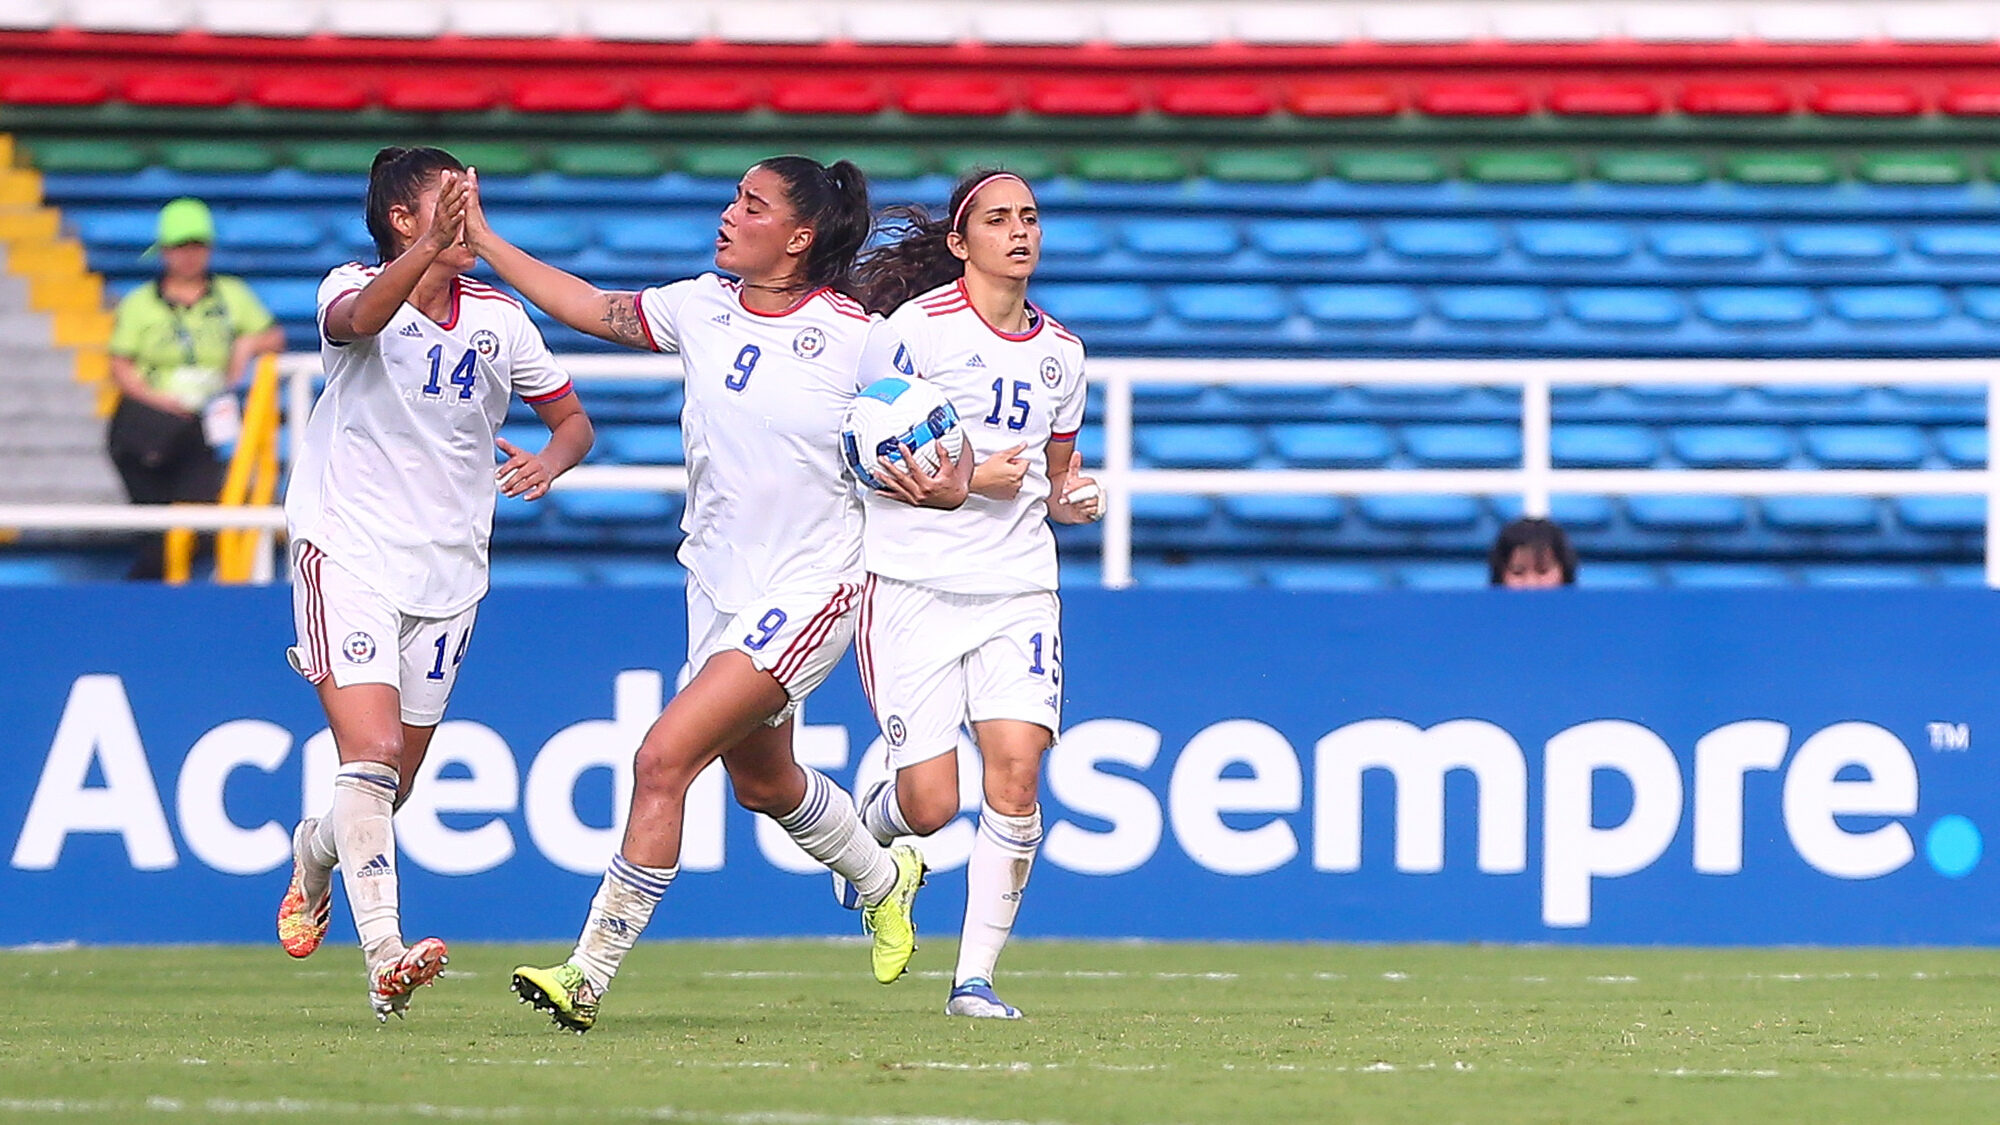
[1164,285,1289,327]
[1402,424,1521,467]
[1578,563,1661,589]
[1665,562,1792,587]
[1803,566,1928,588]
[1269,423,1394,467]
[1035,283,1155,327]
[1668,426,1793,468]
[1297,286,1422,327]
[1649,224,1765,264]
[1431,287,1550,327]
[1550,425,1657,467]
[258,278,323,323]
[1761,496,1880,532]
[550,490,679,524]
[1039,219,1112,260]
[1752,383,1867,404]
[1131,382,1205,405]
[1825,287,1950,327]
[1694,288,1816,328]
[598,215,716,257]
[1937,428,1985,467]
[1122,218,1241,259]
[1131,560,1256,588]
[1246,219,1369,260]
[1130,494,1214,525]
[1802,425,1927,468]
[1356,383,1467,404]
[1224,383,1337,406]
[1565,289,1683,329]
[1896,495,1984,532]
[1221,494,1342,527]
[1395,562,1487,589]
[596,558,689,585]
[1356,494,1483,530]
[0,556,73,583]
[1264,562,1388,591]
[490,213,590,257]
[1960,288,2000,324]
[215,209,323,252]
[493,492,543,527]
[332,213,374,258]
[1514,222,1632,263]
[1778,226,1897,265]
[1381,220,1503,262]
[1135,424,1262,468]
[497,423,546,460]
[1912,226,2000,260]
[600,426,685,464]
[1626,495,1749,531]
[1622,383,1737,405]
[489,557,592,585]
[70,208,158,250]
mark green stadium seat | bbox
[1595,152,1709,185]
[447,142,536,177]
[1335,152,1448,184]
[1726,153,1840,186]
[1463,151,1578,184]
[1858,152,1970,185]
[550,145,668,178]
[682,147,783,180]
[1204,151,1318,183]
[1072,150,1191,183]
[939,149,1060,181]
[158,141,278,175]
[26,138,149,174]
[292,142,385,175]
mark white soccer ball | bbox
[841,376,965,491]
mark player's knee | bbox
[983,764,1040,818]
[731,777,794,817]
[899,784,960,836]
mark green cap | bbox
[144,197,214,257]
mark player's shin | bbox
[569,855,675,993]
[779,767,898,904]
[329,761,404,967]
[955,804,1042,986]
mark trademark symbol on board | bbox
[1928,722,1970,751]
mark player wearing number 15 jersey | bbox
[847,170,1102,1020]
[276,147,595,1021]
[463,156,969,1033]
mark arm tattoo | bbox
[600,292,649,350]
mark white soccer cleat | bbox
[945,978,1021,1019]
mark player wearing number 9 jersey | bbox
[847,170,1101,1020]
[462,155,971,1033]
[276,147,596,1021]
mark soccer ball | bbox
[841,377,966,491]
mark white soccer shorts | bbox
[287,540,478,726]
[684,579,863,727]
[856,575,1063,770]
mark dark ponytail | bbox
[854,167,1024,315]
[754,155,871,295]
[364,145,465,264]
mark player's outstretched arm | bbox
[326,170,467,341]
[462,169,651,351]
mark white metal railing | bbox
[5,355,1994,588]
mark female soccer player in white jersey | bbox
[459,155,968,1033]
[274,147,595,1020]
[847,169,1102,1019]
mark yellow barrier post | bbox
[166,354,283,585]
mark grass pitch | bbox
[3,941,1998,1124]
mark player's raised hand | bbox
[877,435,969,510]
[971,443,1029,501]
[1052,451,1102,523]
[495,435,555,500]
[461,167,493,253]
[420,170,467,256]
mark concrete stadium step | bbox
[0,451,124,504]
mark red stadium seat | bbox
[1680,83,1793,115]
[1809,83,1923,116]
[1941,84,2000,116]
[381,77,501,113]
[768,78,886,115]
[511,78,627,113]
[1157,80,1275,117]
[898,78,1015,116]
[638,76,759,114]
[1027,79,1145,116]
[0,72,111,105]
[1417,83,1534,116]
[124,72,238,108]
[1286,82,1400,117]
[1549,83,1663,116]
[251,75,370,111]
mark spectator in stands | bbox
[105,197,284,579]
[1488,517,1577,588]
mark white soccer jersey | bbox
[286,263,573,618]
[634,274,904,612]
[865,280,1087,594]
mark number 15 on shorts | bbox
[1029,630,1061,688]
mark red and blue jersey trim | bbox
[521,380,574,405]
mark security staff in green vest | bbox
[106,197,285,578]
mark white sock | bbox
[569,854,675,993]
[954,805,1042,987]
[329,761,403,968]
[777,768,898,905]
[308,814,339,870]
[858,779,913,847]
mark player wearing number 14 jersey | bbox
[277,147,594,1020]
[848,170,1102,1019]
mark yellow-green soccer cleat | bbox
[862,843,927,984]
[512,962,599,1033]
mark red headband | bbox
[951,172,1030,231]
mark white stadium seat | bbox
[1749,4,1872,44]
[579,1,706,43]
[713,2,837,45]
[1493,5,1609,43]
[449,0,569,38]
[1359,5,1481,45]
[0,0,61,30]
[198,0,323,37]
[324,0,448,39]
[1101,5,1222,47]
[1618,4,1744,43]
[69,0,191,34]
[971,3,1097,46]
[844,3,969,45]
[1230,4,1353,45]
[1883,4,1996,44]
